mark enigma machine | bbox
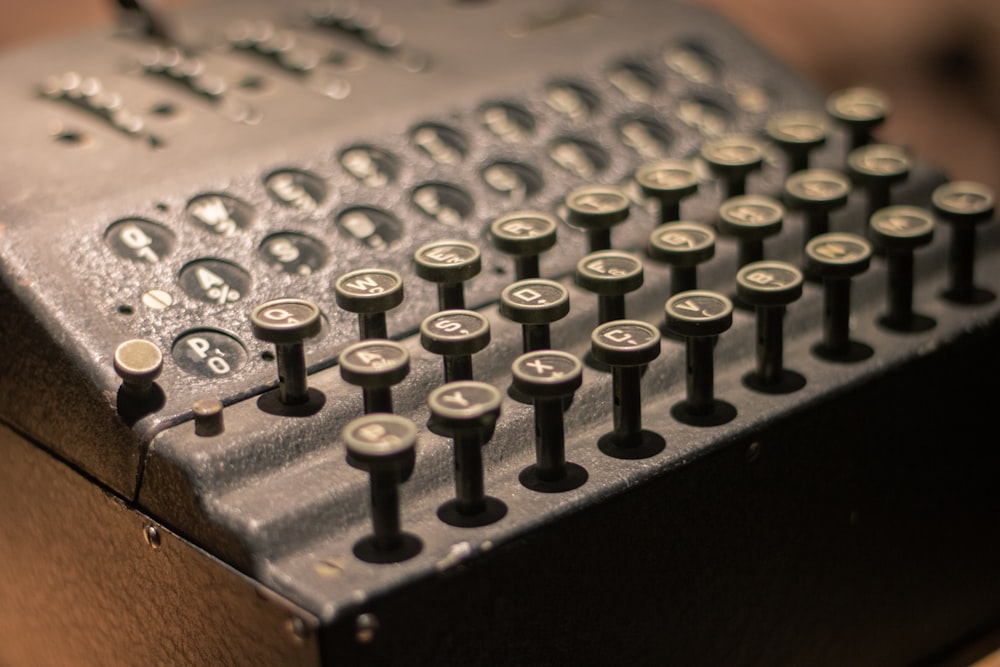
[2,1,1000,665]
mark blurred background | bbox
[701,0,1000,195]
[3,0,1000,194]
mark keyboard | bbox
[2,1,1000,665]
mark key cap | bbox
[512,350,588,492]
[413,239,481,310]
[429,381,507,527]
[335,268,404,340]
[343,413,422,563]
[591,319,665,458]
[665,290,737,425]
[250,298,322,405]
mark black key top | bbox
[419,310,491,383]
[343,413,422,563]
[250,298,322,405]
[489,210,559,280]
[339,339,411,414]
[665,290,737,425]
[335,268,405,340]
[804,232,874,362]
[591,319,665,458]
[429,381,507,527]
[413,239,482,311]
[512,350,588,492]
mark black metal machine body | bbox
[1,1,999,665]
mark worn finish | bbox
[1,1,1000,665]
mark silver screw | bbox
[143,525,161,550]
[355,613,379,644]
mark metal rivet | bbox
[193,397,225,436]
[143,525,161,550]
[285,616,307,645]
[356,613,379,644]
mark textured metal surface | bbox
[316,328,1000,666]
[1,1,1000,665]
[142,219,1000,614]
[0,0,830,495]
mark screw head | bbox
[143,524,162,550]
[355,613,379,644]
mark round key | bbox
[339,339,410,414]
[114,339,163,395]
[847,143,911,222]
[826,86,890,150]
[420,310,490,382]
[718,195,784,269]
[499,279,570,352]
[591,320,664,456]
[783,169,851,244]
[700,134,765,199]
[635,159,699,224]
[869,206,935,332]
[665,290,735,423]
[489,210,558,280]
[429,381,506,526]
[575,250,644,325]
[512,350,587,491]
[804,233,873,361]
[564,184,631,252]
[413,239,481,310]
[737,261,805,392]
[250,298,322,405]
[335,268,404,340]
[647,221,716,296]
[343,413,421,563]
[931,180,997,303]
[765,110,829,173]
